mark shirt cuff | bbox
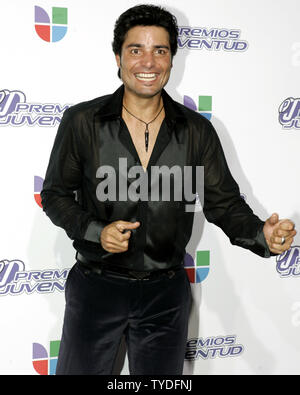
[233,222,275,258]
[83,220,107,244]
[255,226,272,257]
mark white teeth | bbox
[135,73,157,81]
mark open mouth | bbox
[135,73,157,82]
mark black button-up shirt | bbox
[41,85,270,272]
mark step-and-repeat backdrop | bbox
[1,0,299,375]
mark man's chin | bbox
[137,91,162,99]
[125,85,165,99]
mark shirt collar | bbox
[96,84,186,128]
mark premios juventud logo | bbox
[0,90,71,127]
[0,259,69,296]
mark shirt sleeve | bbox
[40,108,108,243]
[200,119,271,258]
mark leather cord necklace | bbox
[122,104,164,152]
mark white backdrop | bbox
[1,0,299,375]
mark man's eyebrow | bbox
[125,43,143,48]
[125,43,170,49]
[154,45,170,49]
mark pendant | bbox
[145,128,149,152]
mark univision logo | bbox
[32,341,60,375]
[184,251,210,283]
[34,176,44,208]
[183,95,212,120]
[34,6,68,42]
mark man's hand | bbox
[100,220,140,253]
[263,213,297,254]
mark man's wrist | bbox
[84,220,108,244]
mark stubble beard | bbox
[119,62,171,100]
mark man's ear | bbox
[115,54,122,79]
[115,54,121,68]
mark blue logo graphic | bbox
[0,89,71,127]
[185,335,244,360]
[178,26,248,51]
[276,246,300,277]
[0,259,69,296]
[278,98,300,129]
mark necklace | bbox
[122,103,164,152]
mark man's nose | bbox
[141,52,155,68]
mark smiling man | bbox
[41,4,296,375]
[116,25,172,96]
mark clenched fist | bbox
[263,213,297,254]
[100,220,140,253]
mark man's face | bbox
[115,25,173,99]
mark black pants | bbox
[56,261,192,375]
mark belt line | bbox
[75,253,181,280]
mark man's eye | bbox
[155,49,168,55]
[131,49,140,55]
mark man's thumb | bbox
[268,213,279,225]
[116,221,140,232]
[123,221,140,230]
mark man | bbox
[41,4,296,375]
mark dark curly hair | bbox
[112,4,178,77]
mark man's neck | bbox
[122,87,163,121]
